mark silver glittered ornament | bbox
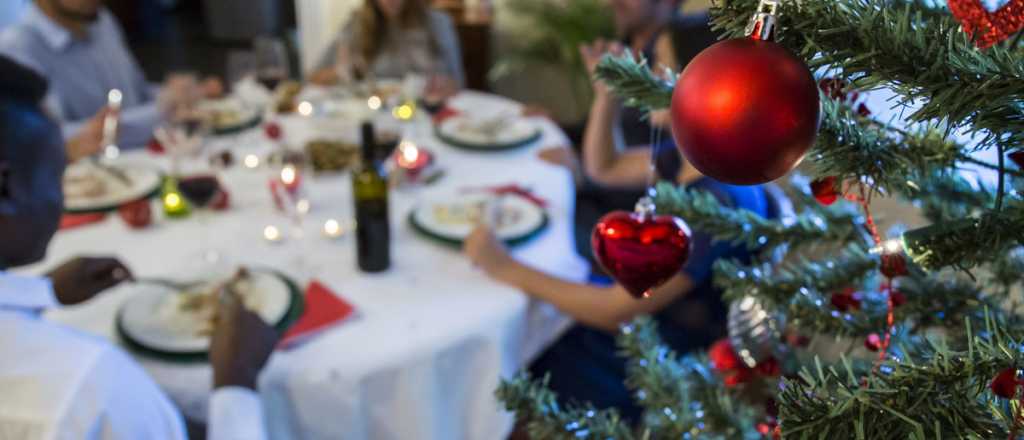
[728,295,785,368]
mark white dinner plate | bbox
[409,193,548,245]
[63,163,162,213]
[435,115,541,151]
[199,96,261,135]
[117,271,293,354]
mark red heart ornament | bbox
[592,210,691,299]
[949,0,1024,49]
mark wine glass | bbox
[253,36,290,93]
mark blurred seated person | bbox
[0,55,275,440]
[462,41,777,421]
[0,0,221,150]
[308,0,464,94]
[534,0,719,267]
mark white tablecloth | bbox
[21,91,589,439]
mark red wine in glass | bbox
[256,70,285,92]
[178,175,221,208]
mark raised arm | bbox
[464,225,693,332]
[578,40,656,188]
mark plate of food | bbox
[409,193,548,246]
[199,96,262,135]
[435,114,541,151]
[116,268,302,358]
[63,162,162,213]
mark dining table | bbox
[17,88,591,439]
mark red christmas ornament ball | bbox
[889,289,907,307]
[709,338,743,372]
[264,122,283,140]
[118,199,152,229]
[864,333,882,352]
[592,210,691,299]
[811,176,840,205]
[880,253,909,278]
[991,367,1021,398]
[830,287,862,312]
[670,37,820,185]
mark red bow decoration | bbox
[949,0,1024,49]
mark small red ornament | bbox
[948,0,1024,49]
[991,367,1021,398]
[670,37,820,185]
[264,122,283,140]
[709,338,743,371]
[864,333,882,352]
[118,199,152,229]
[1009,151,1024,169]
[889,289,907,307]
[830,287,862,312]
[147,138,165,154]
[880,253,909,278]
[592,210,691,298]
[811,176,840,205]
[755,357,781,376]
[757,423,772,435]
[211,189,230,211]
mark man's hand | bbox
[65,107,109,162]
[46,257,133,305]
[307,67,340,86]
[210,291,279,390]
[463,224,514,280]
[201,77,225,99]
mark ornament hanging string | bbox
[647,122,664,190]
[843,183,895,371]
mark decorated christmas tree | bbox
[497,0,1024,438]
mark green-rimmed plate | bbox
[201,97,263,136]
[434,115,541,152]
[116,270,303,362]
[63,164,163,214]
[408,193,549,247]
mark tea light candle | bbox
[244,154,260,169]
[392,102,415,121]
[297,101,314,116]
[161,179,190,218]
[394,141,432,174]
[323,219,344,239]
[296,198,311,215]
[263,225,283,243]
[280,165,301,193]
[367,95,382,110]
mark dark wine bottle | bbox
[353,122,390,272]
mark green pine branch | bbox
[903,200,1024,270]
[780,321,1020,439]
[594,52,674,111]
[495,373,634,439]
[653,182,863,251]
[618,318,761,439]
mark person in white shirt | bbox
[0,0,223,149]
[0,54,273,440]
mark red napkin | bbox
[278,280,355,349]
[432,106,460,124]
[60,212,107,230]
[147,137,165,154]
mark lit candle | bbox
[296,198,311,215]
[367,95,382,110]
[297,101,314,116]
[280,165,301,193]
[393,141,432,175]
[244,154,260,169]
[162,179,190,218]
[391,102,415,121]
[263,225,283,243]
[323,219,344,239]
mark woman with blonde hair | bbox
[309,0,464,89]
